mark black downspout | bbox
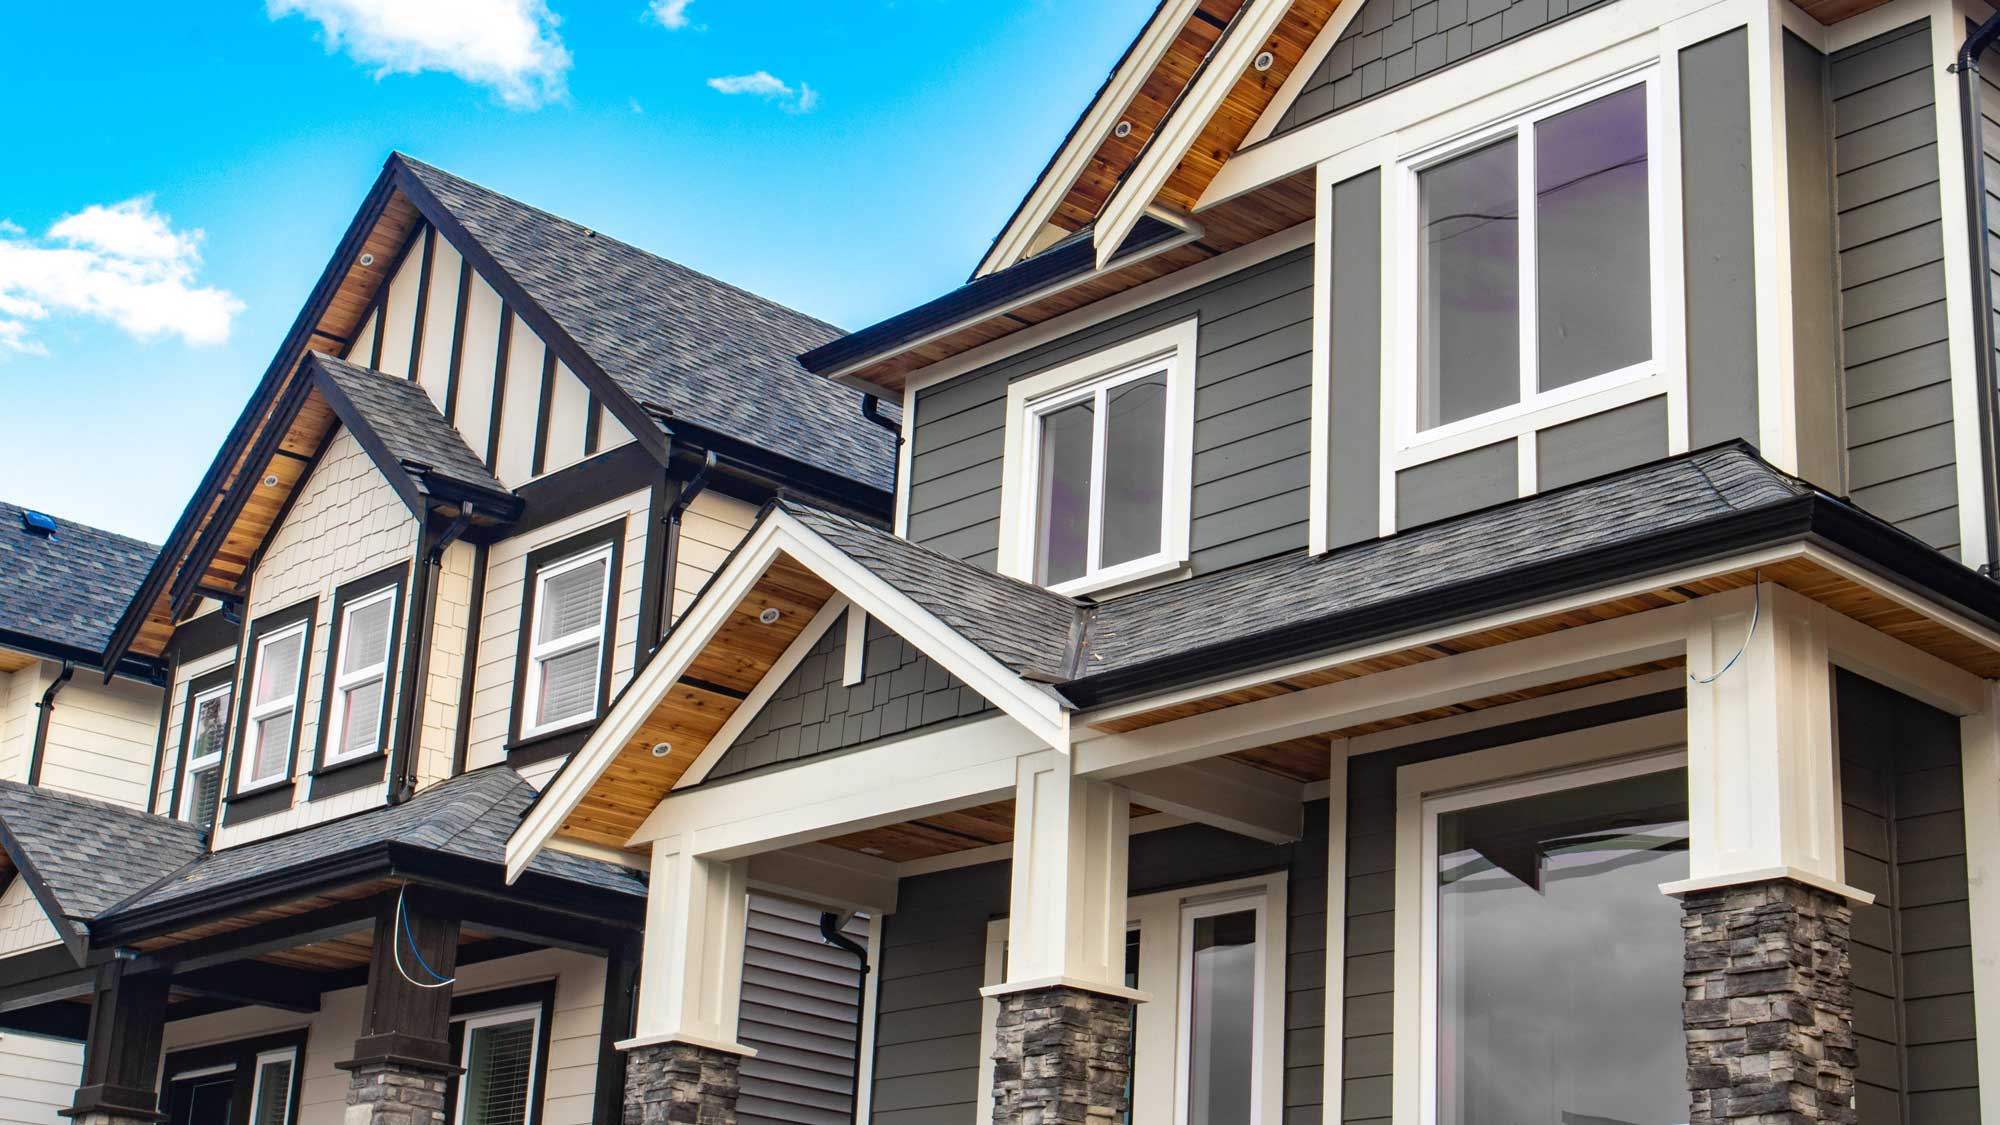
[1955,13,2000,575]
[860,395,902,439]
[387,504,474,804]
[657,450,718,651]
[27,661,74,787]
[819,911,871,1124]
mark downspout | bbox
[656,450,718,652]
[859,396,901,439]
[1955,13,2000,575]
[819,911,871,1124]
[387,503,475,805]
[27,661,74,786]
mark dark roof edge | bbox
[658,416,893,518]
[0,815,88,963]
[0,629,158,683]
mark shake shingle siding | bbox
[1832,20,1961,555]
[907,248,1314,576]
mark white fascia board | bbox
[977,0,1208,278]
[1242,0,1369,147]
[1094,0,1296,270]
[674,594,852,792]
[747,843,901,916]
[1115,756,1309,843]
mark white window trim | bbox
[322,585,398,766]
[240,620,308,790]
[996,317,1197,597]
[453,1002,545,1125]
[247,1046,299,1125]
[975,871,1287,1125]
[521,543,614,739]
[179,680,231,822]
[1391,710,1688,1125]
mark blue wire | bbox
[398,885,456,984]
[1689,576,1760,686]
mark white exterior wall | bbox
[0,877,60,958]
[34,676,161,812]
[415,538,477,791]
[0,1031,82,1125]
[671,491,759,621]
[0,663,50,784]
[212,426,418,851]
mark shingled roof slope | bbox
[397,156,897,494]
[310,352,511,499]
[0,783,204,921]
[0,502,158,660]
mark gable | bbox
[705,608,994,783]
[0,875,59,958]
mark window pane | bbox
[188,765,221,830]
[192,690,229,760]
[1035,399,1095,586]
[339,677,385,757]
[255,632,302,706]
[1436,768,1690,1125]
[539,558,607,644]
[251,711,292,781]
[1187,909,1256,1125]
[1420,137,1520,429]
[341,596,394,675]
[537,645,600,726]
[1100,372,1167,568]
[1537,85,1651,391]
[464,1019,536,1125]
[252,1058,293,1125]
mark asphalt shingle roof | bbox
[102,767,642,921]
[0,502,158,658]
[0,782,204,921]
[310,352,510,498]
[397,155,897,494]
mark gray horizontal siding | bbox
[711,611,993,781]
[869,813,1329,1123]
[1270,0,1614,140]
[907,248,1314,577]
[1535,395,1669,491]
[1394,439,1515,528]
[1832,19,1960,555]
[740,894,871,1125]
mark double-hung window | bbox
[1403,71,1663,441]
[455,1005,543,1125]
[178,675,232,829]
[241,619,308,790]
[523,542,613,737]
[323,585,397,765]
[1000,319,1196,596]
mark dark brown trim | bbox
[388,516,440,804]
[309,752,391,801]
[146,652,178,816]
[445,979,559,1125]
[368,303,387,369]
[407,225,437,381]
[530,346,557,478]
[507,519,626,757]
[69,959,169,1121]
[168,664,238,829]
[309,563,410,781]
[223,598,317,822]
[347,890,460,1072]
[160,1026,309,1125]
[485,306,513,472]
[503,725,594,769]
[635,472,675,666]
[593,937,641,1125]
[163,609,239,665]
[26,661,75,787]
[451,544,490,778]
[584,392,603,457]
[509,443,658,538]
[444,256,474,424]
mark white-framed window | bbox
[1396,68,1667,449]
[522,542,614,737]
[323,585,397,765]
[455,1004,543,1125]
[240,620,308,790]
[248,1046,298,1125]
[997,318,1197,596]
[976,873,1286,1125]
[1417,750,1689,1125]
[179,678,232,829]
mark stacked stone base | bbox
[624,1041,744,1125]
[342,1060,453,1125]
[991,985,1135,1125]
[1681,879,1856,1124]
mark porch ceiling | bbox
[816,798,1169,864]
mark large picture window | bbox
[239,616,309,790]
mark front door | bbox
[163,1071,234,1125]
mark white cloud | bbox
[270,0,571,108]
[0,197,243,355]
[649,0,694,29]
[707,70,818,113]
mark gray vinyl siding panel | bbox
[1393,439,1515,528]
[1787,31,1846,488]
[1534,395,1669,490]
[868,812,1330,1124]
[1268,0,1615,139]
[712,611,993,781]
[906,249,1314,576]
[1680,28,1762,450]
[740,894,871,1125]
[1835,669,1982,1122]
[1328,170,1384,550]
[1832,19,1961,556]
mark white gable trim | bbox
[1241,0,1368,147]
[673,594,852,791]
[506,509,1067,881]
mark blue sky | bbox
[0,0,1156,542]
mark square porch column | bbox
[1670,584,1868,1123]
[62,960,168,1125]
[982,749,1145,1124]
[622,837,754,1125]
[337,892,461,1125]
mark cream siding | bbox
[414,538,477,791]
[154,646,237,818]
[343,308,378,368]
[542,362,592,474]
[671,490,759,620]
[413,236,464,412]
[0,1031,82,1125]
[494,315,547,487]
[597,402,635,454]
[34,675,161,811]
[464,491,650,771]
[0,877,60,957]
[212,426,417,851]
[0,662,50,783]
[456,273,506,462]
[372,238,424,380]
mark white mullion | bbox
[1086,383,1110,577]
[1516,118,1539,410]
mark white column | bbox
[624,835,756,1056]
[985,749,1143,999]
[1959,685,2000,1122]
[1667,582,1868,901]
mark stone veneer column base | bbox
[990,985,1135,1125]
[341,1059,453,1125]
[623,1041,744,1125]
[1680,878,1857,1123]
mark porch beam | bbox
[625,837,754,1056]
[173,960,323,1014]
[748,844,901,916]
[1115,757,1308,844]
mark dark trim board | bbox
[163,610,239,665]
[452,542,491,778]
[532,347,557,477]
[507,443,661,539]
[407,225,437,380]
[309,563,410,778]
[444,256,474,424]
[486,306,514,472]
[146,652,179,817]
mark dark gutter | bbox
[387,506,474,804]
[0,629,157,685]
[860,396,902,438]
[1956,13,2000,575]
[656,450,718,654]
[818,911,870,1125]
[26,662,75,788]
[652,415,892,520]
